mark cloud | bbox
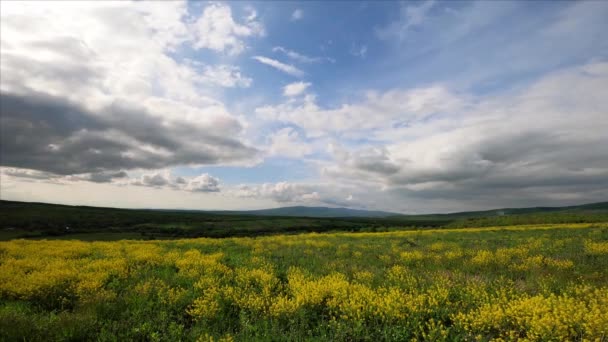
[272,46,333,64]
[234,182,318,203]
[283,81,311,97]
[256,85,464,137]
[291,9,304,21]
[267,127,312,158]
[132,171,220,192]
[185,173,220,192]
[0,2,260,181]
[0,167,59,181]
[0,1,201,107]
[2,1,607,214]
[0,92,258,176]
[335,146,400,176]
[85,171,128,183]
[376,0,436,41]
[252,56,305,77]
[189,62,252,88]
[319,62,608,210]
[1,167,129,185]
[138,172,171,187]
[350,44,368,58]
[191,3,264,56]
[230,181,371,209]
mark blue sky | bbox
[1,1,607,213]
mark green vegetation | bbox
[0,200,445,240]
[1,224,607,341]
[1,200,607,241]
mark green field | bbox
[1,223,607,341]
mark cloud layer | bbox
[0,1,259,180]
[1,1,607,213]
[1,92,257,175]
[318,62,608,210]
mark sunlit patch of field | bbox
[1,223,607,341]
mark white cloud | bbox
[249,62,608,212]
[267,127,312,158]
[376,0,436,41]
[233,182,319,204]
[320,62,608,209]
[272,46,333,64]
[183,59,252,88]
[191,3,264,56]
[244,6,259,22]
[291,9,304,21]
[199,64,252,88]
[185,173,220,192]
[350,44,367,58]
[252,56,305,77]
[128,171,222,192]
[283,81,311,97]
[256,85,464,137]
[0,1,260,179]
[136,171,172,187]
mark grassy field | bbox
[1,223,607,341]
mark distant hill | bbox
[214,206,399,218]
[1,200,607,240]
[214,201,608,219]
[407,201,608,219]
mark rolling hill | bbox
[1,200,607,240]
[212,206,398,218]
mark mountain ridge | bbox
[209,206,397,218]
[1,199,606,218]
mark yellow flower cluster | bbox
[585,240,608,255]
[196,333,234,342]
[0,240,128,304]
[455,285,608,340]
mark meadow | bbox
[1,223,607,341]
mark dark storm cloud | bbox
[0,91,258,176]
[353,158,400,175]
[140,173,170,187]
[373,126,608,190]
[338,147,402,176]
[476,132,561,165]
[86,171,128,183]
[331,115,608,211]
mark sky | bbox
[1,0,607,214]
